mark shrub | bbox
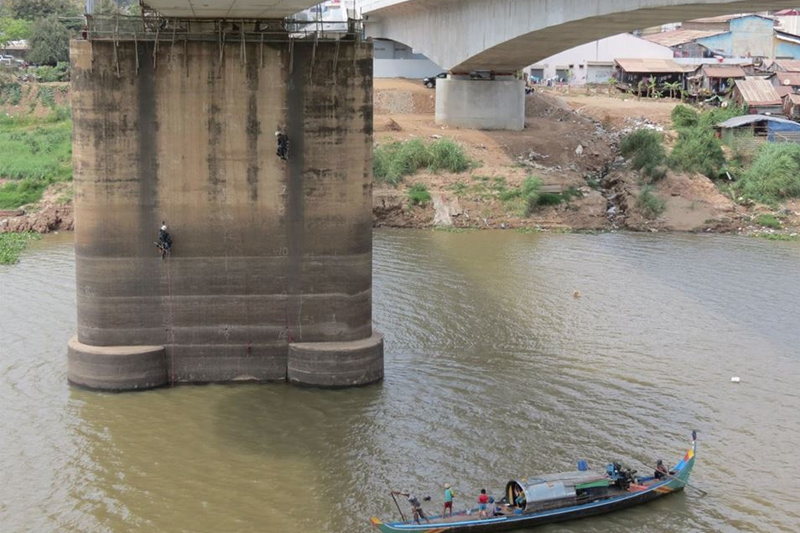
[429,138,471,173]
[447,182,468,197]
[373,138,471,186]
[537,192,562,206]
[407,183,432,206]
[33,62,70,82]
[737,143,800,204]
[620,129,667,179]
[755,213,782,229]
[668,127,725,178]
[0,232,41,265]
[671,104,699,128]
[521,176,543,216]
[0,178,51,208]
[636,185,666,220]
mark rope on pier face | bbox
[240,19,247,65]
[165,247,176,386]
[134,31,139,75]
[333,39,340,77]
[217,25,226,77]
[260,33,264,69]
[153,24,160,69]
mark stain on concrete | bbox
[246,58,261,202]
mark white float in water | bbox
[731,377,741,383]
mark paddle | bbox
[390,492,407,522]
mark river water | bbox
[1,230,799,533]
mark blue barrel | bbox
[577,459,589,471]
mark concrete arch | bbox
[364,0,800,72]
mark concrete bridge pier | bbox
[67,30,383,391]
[435,75,525,131]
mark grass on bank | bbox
[0,232,41,265]
[636,185,666,220]
[374,137,471,186]
[407,183,432,206]
[0,111,72,208]
[737,143,800,205]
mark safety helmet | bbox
[161,225,167,231]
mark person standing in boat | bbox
[443,483,455,517]
[477,489,490,518]
[654,459,668,480]
[392,490,429,524]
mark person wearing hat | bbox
[654,459,668,480]
[443,483,455,517]
[275,130,289,160]
[156,222,172,259]
[391,489,429,524]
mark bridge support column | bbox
[435,76,525,131]
[68,34,382,391]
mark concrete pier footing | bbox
[67,336,168,391]
[67,36,383,391]
[435,77,525,131]
[288,333,384,387]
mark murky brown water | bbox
[2,230,799,533]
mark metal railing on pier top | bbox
[80,14,365,44]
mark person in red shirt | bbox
[478,489,490,518]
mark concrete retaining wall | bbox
[69,38,382,389]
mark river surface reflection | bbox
[1,230,799,532]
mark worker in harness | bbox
[276,130,289,160]
[156,222,172,260]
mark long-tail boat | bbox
[370,433,698,533]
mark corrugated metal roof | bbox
[643,29,726,47]
[734,79,782,105]
[786,94,800,105]
[703,65,746,78]
[773,60,800,72]
[718,114,799,128]
[774,72,800,86]
[776,86,795,97]
[689,13,773,23]
[614,59,686,74]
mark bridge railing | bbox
[83,14,364,43]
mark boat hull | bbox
[371,444,696,533]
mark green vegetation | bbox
[671,104,698,129]
[620,129,667,180]
[668,104,745,179]
[756,233,799,242]
[33,62,70,83]
[498,176,543,216]
[636,185,666,220]
[669,126,726,179]
[433,226,475,233]
[406,183,432,206]
[736,143,800,205]
[374,137,472,186]
[755,213,782,229]
[447,181,468,198]
[0,112,72,208]
[0,232,41,265]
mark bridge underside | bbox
[365,0,800,72]
[141,0,321,18]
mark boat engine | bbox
[607,463,637,490]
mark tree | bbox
[27,15,71,66]
[664,81,681,100]
[0,18,32,46]
[5,0,80,21]
[93,0,123,16]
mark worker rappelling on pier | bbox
[67,5,383,391]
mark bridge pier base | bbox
[435,77,525,131]
[67,35,382,391]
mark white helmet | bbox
[275,131,281,137]
[161,225,167,231]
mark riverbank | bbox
[1,79,799,243]
[371,79,800,238]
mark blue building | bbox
[645,14,800,61]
